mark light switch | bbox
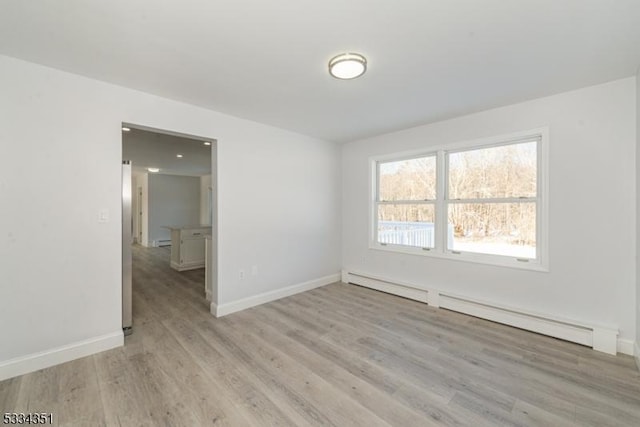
[98,209,109,223]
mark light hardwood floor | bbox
[2,245,640,426]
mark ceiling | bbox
[1,1,640,143]
[123,127,211,177]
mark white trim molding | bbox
[617,339,635,358]
[210,301,220,317]
[343,270,625,356]
[0,331,124,381]
[635,342,640,372]
[211,273,341,317]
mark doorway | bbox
[121,124,218,335]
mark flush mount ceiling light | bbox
[328,53,367,79]
[122,127,131,132]
[147,167,160,173]
[176,154,183,158]
[203,141,211,146]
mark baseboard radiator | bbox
[156,239,172,247]
[342,271,620,355]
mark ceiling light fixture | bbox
[203,141,211,146]
[176,154,183,158]
[328,53,367,79]
[122,127,131,132]
[147,167,160,173]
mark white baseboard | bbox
[617,339,635,357]
[210,301,219,316]
[635,342,640,371]
[170,260,205,271]
[211,273,341,317]
[0,331,124,381]
[344,270,624,356]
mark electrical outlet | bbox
[251,265,258,276]
[239,269,245,280]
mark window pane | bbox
[448,202,536,258]
[378,204,435,248]
[448,141,536,199]
[379,156,436,201]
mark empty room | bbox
[1,1,640,426]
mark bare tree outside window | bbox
[375,138,539,260]
[447,141,537,258]
[378,156,437,248]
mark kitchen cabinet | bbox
[165,225,212,271]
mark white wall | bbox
[148,174,200,245]
[342,77,637,345]
[200,174,212,226]
[0,54,341,376]
[217,130,342,304]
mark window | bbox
[372,131,547,270]
[377,155,437,249]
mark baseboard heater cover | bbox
[344,271,619,355]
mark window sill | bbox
[369,243,549,272]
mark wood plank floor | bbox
[2,245,640,426]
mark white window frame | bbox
[369,128,549,272]
[375,153,438,250]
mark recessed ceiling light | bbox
[176,154,183,158]
[122,127,131,132]
[203,142,211,146]
[147,167,160,173]
[328,53,367,79]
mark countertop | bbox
[162,225,212,231]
